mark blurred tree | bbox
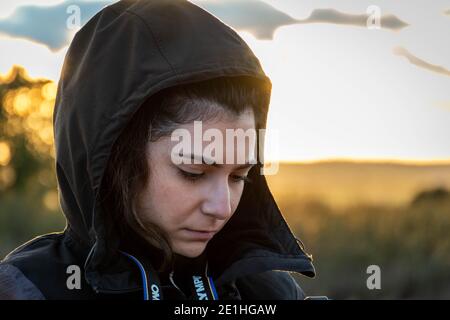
[411,187,450,206]
[0,65,65,258]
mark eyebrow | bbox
[180,153,256,169]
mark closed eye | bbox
[231,174,252,183]
[178,168,252,184]
[178,168,204,181]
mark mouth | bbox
[181,228,218,241]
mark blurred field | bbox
[1,65,449,299]
[267,162,450,299]
[266,161,450,210]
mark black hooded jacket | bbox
[0,0,315,300]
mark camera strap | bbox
[121,251,218,300]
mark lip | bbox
[182,228,217,241]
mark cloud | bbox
[194,0,299,40]
[0,0,65,18]
[296,8,409,31]
[0,0,109,51]
[196,3,409,38]
[0,0,409,50]
[0,0,298,49]
[393,46,450,77]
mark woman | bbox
[0,0,315,300]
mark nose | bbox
[201,179,232,220]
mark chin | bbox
[173,241,207,258]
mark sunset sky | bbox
[1,0,449,162]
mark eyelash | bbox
[177,169,252,184]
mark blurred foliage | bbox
[283,188,450,299]
[0,65,66,258]
[1,65,449,299]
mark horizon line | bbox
[268,157,450,166]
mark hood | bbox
[53,0,315,293]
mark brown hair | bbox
[99,76,270,272]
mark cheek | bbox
[230,185,245,215]
[141,168,199,230]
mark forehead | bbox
[158,112,258,165]
[191,109,255,131]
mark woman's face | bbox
[136,109,257,258]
